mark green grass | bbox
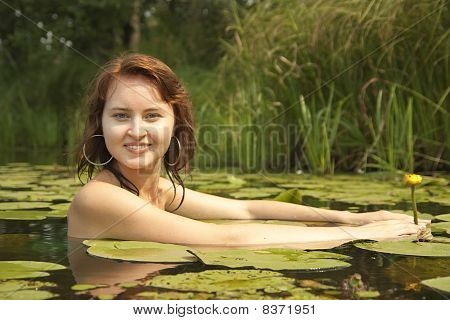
[1,0,448,173]
[198,0,449,173]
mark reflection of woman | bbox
[67,237,178,296]
[68,53,427,245]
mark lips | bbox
[124,143,151,153]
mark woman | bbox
[68,53,427,246]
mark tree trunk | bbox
[124,0,141,51]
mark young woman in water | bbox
[68,53,427,245]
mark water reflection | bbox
[67,237,179,297]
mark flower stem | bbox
[411,185,418,225]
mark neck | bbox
[113,160,162,202]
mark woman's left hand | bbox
[350,210,431,226]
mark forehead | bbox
[105,74,169,110]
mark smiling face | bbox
[101,74,175,173]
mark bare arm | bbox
[165,181,418,225]
[69,181,424,246]
[243,200,356,224]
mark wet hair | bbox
[74,53,196,211]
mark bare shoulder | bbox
[67,178,223,244]
[68,180,139,238]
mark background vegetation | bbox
[0,0,448,174]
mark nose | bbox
[127,119,148,139]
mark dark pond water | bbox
[0,157,449,300]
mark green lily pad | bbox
[391,210,434,221]
[146,269,296,293]
[435,214,450,222]
[136,291,214,300]
[86,240,195,263]
[273,189,302,204]
[0,280,56,292]
[354,240,450,257]
[0,280,54,292]
[0,210,47,220]
[431,236,450,244]
[188,248,351,271]
[45,210,67,218]
[0,202,51,210]
[297,279,336,290]
[49,203,70,211]
[87,246,195,263]
[229,187,285,199]
[71,284,108,291]
[431,222,450,233]
[285,287,329,300]
[0,261,66,272]
[0,289,58,300]
[355,290,380,299]
[0,261,66,280]
[0,271,49,280]
[421,276,450,293]
[82,239,118,248]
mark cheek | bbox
[146,121,174,145]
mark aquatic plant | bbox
[404,173,423,224]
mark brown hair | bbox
[75,53,196,211]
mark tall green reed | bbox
[203,0,449,173]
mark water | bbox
[0,160,449,299]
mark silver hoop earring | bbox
[165,136,181,166]
[82,134,113,166]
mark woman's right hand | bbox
[351,219,429,241]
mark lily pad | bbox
[435,214,450,222]
[354,240,450,257]
[0,261,66,280]
[297,279,336,290]
[86,240,195,263]
[49,203,70,211]
[273,189,302,204]
[87,246,195,263]
[355,290,380,299]
[0,280,56,292]
[391,210,434,221]
[431,222,450,233]
[136,291,214,300]
[0,202,51,210]
[188,248,351,271]
[71,284,108,291]
[229,187,285,199]
[430,236,450,244]
[0,289,58,300]
[146,269,296,293]
[421,276,450,294]
[0,210,47,220]
[0,271,50,280]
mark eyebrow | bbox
[110,107,162,112]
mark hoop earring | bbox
[165,136,181,166]
[82,134,113,166]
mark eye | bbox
[145,113,161,119]
[112,113,129,119]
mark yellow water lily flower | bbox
[404,174,422,186]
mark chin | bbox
[122,157,160,171]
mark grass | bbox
[200,0,449,173]
[1,0,448,173]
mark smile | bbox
[124,144,151,153]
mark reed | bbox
[202,0,449,173]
